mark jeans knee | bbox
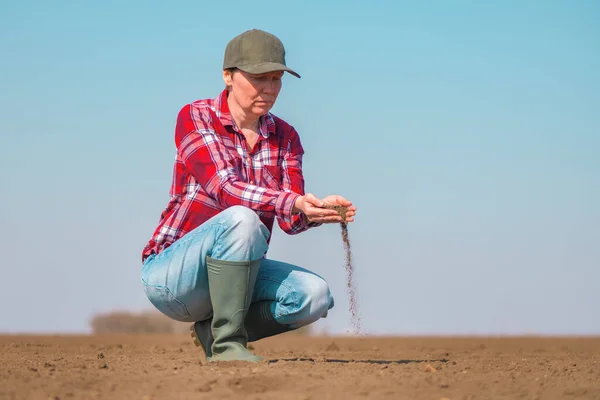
[227,205,259,223]
[227,206,268,237]
[305,277,334,319]
[280,276,334,328]
[216,206,270,260]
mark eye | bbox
[250,75,268,82]
[249,73,282,82]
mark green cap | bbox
[223,29,301,79]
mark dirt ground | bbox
[1,334,599,400]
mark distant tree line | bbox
[89,310,314,336]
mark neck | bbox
[227,95,260,131]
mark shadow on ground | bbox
[267,358,450,365]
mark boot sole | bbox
[189,324,210,360]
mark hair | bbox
[224,67,238,90]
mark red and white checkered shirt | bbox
[142,89,317,262]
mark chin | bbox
[252,106,272,116]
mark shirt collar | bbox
[214,89,276,137]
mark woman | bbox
[141,29,357,363]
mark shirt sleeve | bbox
[175,104,300,222]
[277,126,322,235]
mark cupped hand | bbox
[321,195,357,223]
[293,193,340,223]
[293,193,357,224]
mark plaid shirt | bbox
[142,89,318,262]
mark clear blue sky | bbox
[1,0,598,335]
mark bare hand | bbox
[321,195,357,223]
[293,193,344,223]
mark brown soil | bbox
[324,205,348,222]
[2,334,599,399]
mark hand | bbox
[293,193,344,223]
[321,195,357,223]
[293,193,357,224]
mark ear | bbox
[222,70,233,87]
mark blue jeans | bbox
[141,206,335,330]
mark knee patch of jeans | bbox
[275,279,334,328]
[143,284,192,322]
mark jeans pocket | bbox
[143,284,192,322]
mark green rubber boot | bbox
[191,301,291,360]
[189,319,213,359]
[246,301,292,342]
[204,256,263,362]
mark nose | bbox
[263,78,277,94]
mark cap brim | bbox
[237,62,301,79]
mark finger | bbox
[316,215,346,223]
[305,193,325,207]
[334,195,352,207]
[324,196,351,207]
[314,213,340,222]
[307,206,338,217]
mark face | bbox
[223,69,283,117]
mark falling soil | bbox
[324,204,362,335]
